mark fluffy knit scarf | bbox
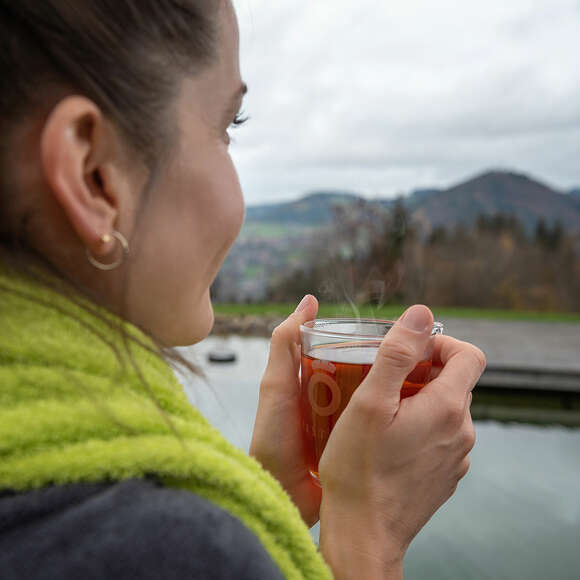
[0,261,331,580]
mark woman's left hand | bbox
[250,294,321,527]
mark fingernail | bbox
[295,295,309,312]
[399,305,431,333]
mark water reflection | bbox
[406,422,580,580]
[179,336,580,580]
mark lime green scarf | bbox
[0,261,331,580]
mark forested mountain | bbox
[411,171,580,233]
[245,170,580,233]
[215,170,580,303]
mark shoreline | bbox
[208,316,580,427]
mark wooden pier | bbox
[472,365,580,427]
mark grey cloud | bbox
[232,0,580,204]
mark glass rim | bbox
[300,317,444,340]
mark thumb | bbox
[265,294,319,380]
[358,304,434,413]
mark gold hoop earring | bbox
[86,230,129,271]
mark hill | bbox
[244,188,447,228]
[243,171,580,234]
[217,170,580,302]
[412,171,580,233]
[245,191,363,226]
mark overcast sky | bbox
[231,0,580,205]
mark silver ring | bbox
[86,230,129,271]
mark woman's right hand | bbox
[318,305,486,580]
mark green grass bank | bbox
[213,303,580,323]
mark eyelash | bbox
[231,111,248,128]
[226,111,248,145]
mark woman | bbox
[0,1,485,578]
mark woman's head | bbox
[0,0,246,346]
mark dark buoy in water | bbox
[207,348,237,363]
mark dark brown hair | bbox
[0,0,219,164]
[0,0,224,423]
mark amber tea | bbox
[300,319,443,480]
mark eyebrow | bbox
[237,82,248,100]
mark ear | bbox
[40,96,123,259]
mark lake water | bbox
[178,336,580,580]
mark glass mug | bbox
[300,318,444,481]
